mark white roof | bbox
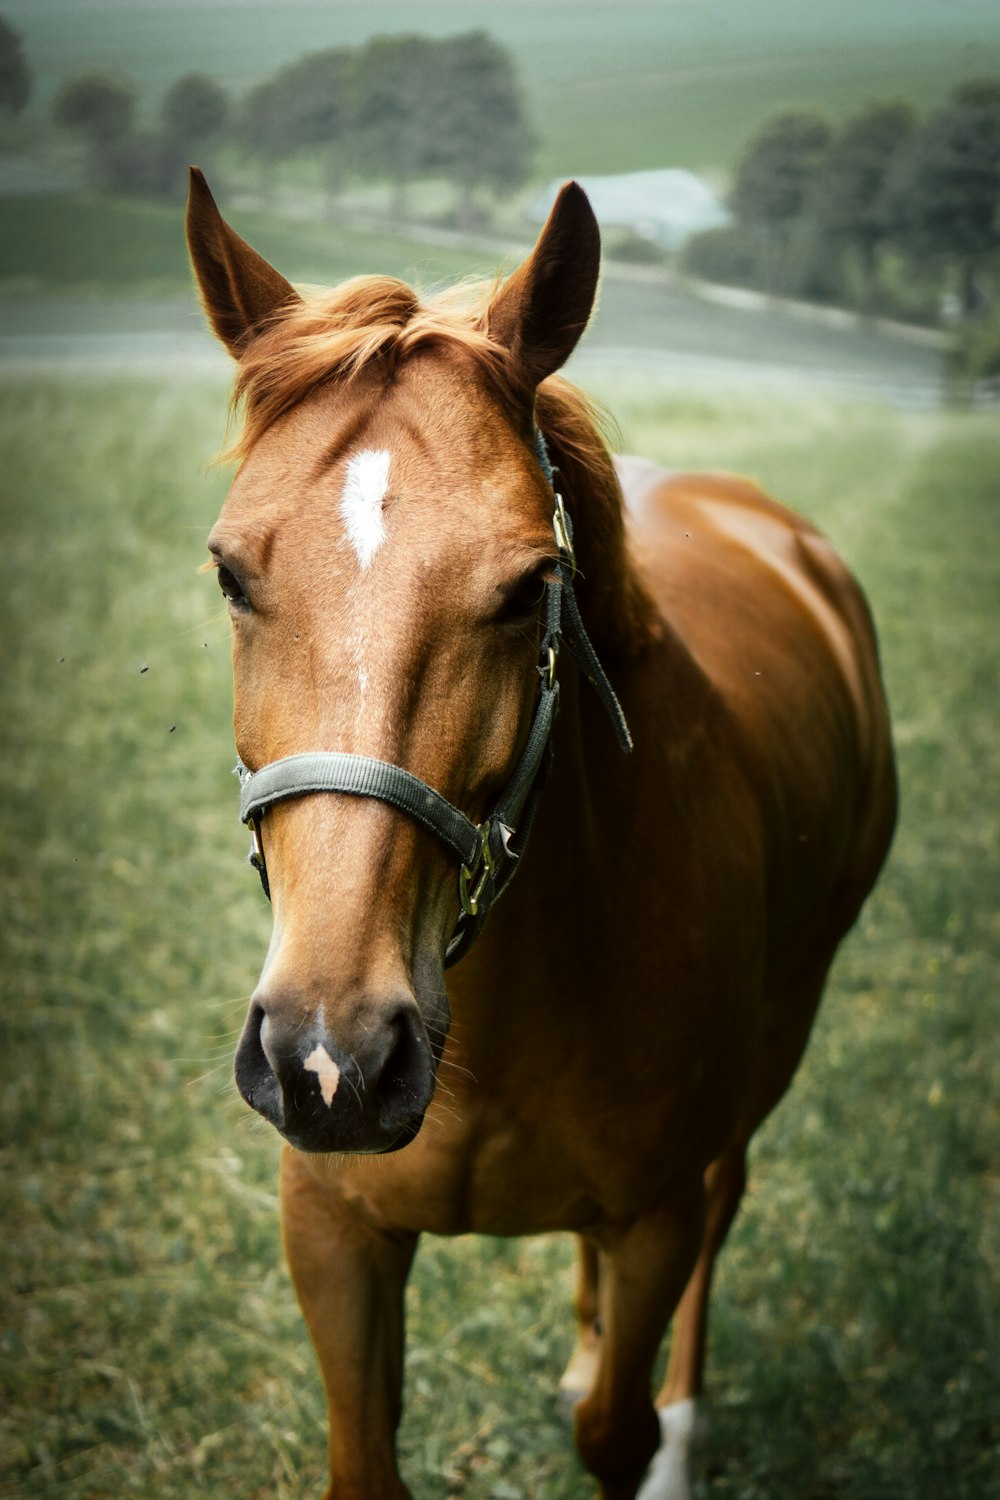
[528,169,730,247]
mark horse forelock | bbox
[226,274,518,463]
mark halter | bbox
[234,431,632,967]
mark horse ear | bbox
[484,181,601,388]
[186,166,300,357]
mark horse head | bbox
[188,169,601,1155]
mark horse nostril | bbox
[388,1007,420,1082]
[234,1001,285,1129]
[373,1003,432,1128]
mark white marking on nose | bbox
[303,1043,341,1107]
[340,448,390,568]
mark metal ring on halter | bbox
[552,492,575,574]
[458,823,496,917]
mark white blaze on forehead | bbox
[340,448,390,568]
[303,1043,341,1107]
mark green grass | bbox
[0,194,508,298]
[7,0,1000,178]
[1,375,997,1498]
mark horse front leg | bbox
[559,1235,601,1408]
[573,1183,704,1500]
[636,1144,747,1500]
[280,1147,417,1500]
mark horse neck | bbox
[536,380,657,661]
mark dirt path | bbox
[0,278,944,408]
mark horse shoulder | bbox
[619,460,895,968]
[620,461,885,759]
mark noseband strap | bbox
[234,429,631,966]
[240,754,484,872]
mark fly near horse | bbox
[187,168,896,1500]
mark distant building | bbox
[527,169,730,250]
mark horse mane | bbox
[229,275,657,655]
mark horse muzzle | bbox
[234,988,437,1154]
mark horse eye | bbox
[217,564,248,607]
[500,566,553,623]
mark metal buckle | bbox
[248,814,265,866]
[459,822,495,917]
[545,643,557,689]
[553,492,575,574]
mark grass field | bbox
[0,194,509,298]
[1,372,998,1499]
[7,0,1000,179]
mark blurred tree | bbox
[887,79,1000,315]
[162,72,229,152]
[0,13,30,117]
[237,34,531,225]
[159,73,229,195]
[952,77,1000,110]
[101,130,179,196]
[815,101,916,311]
[351,34,438,221]
[425,32,533,228]
[240,48,352,209]
[729,111,831,290]
[946,302,1000,399]
[53,70,136,147]
[239,74,283,199]
[731,110,831,227]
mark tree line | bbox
[42,31,533,226]
[683,80,1000,336]
[4,13,997,384]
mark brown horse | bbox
[187,168,896,1500]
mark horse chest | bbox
[334,1022,736,1240]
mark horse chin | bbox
[269,1086,432,1157]
[281,1113,426,1157]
